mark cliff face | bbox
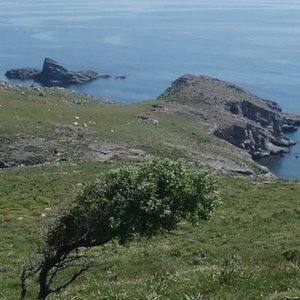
[158,74,299,158]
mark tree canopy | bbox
[21,159,219,299]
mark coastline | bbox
[1,75,300,179]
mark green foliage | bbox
[48,159,219,249]
[20,159,218,299]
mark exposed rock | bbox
[151,104,164,111]
[158,74,299,158]
[258,165,271,176]
[0,125,148,168]
[213,123,294,158]
[283,111,300,126]
[282,124,298,132]
[206,159,255,175]
[5,68,40,80]
[35,58,100,85]
[0,161,10,169]
[137,115,159,126]
[5,58,103,86]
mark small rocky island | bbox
[5,58,114,86]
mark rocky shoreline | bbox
[158,74,300,159]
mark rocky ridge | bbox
[158,74,300,158]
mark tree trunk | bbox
[20,286,26,300]
[37,266,51,300]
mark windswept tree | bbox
[20,159,219,299]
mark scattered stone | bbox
[137,115,159,126]
[258,166,270,175]
[151,104,163,110]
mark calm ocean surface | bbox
[1,0,300,178]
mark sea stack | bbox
[5,58,102,86]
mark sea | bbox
[1,0,300,178]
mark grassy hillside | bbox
[1,162,300,299]
[1,82,300,299]
[0,82,256,173]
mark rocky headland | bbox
[158,74,300,158]
[1,74,299,176]
[5,58,115,86]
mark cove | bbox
[257,130,300,179]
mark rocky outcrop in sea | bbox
[5,58,110,86]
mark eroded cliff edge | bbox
[158,74,300,158]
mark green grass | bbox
[0,85,299,299]
[1,163,300,299]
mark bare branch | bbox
[48,265,91,295]
[48,254,90,286]
[20,262,43,300]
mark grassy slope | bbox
[0,84,255,170]
[1,85,300,299]
[1,163,300,299]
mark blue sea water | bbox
[1,0,300,178]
